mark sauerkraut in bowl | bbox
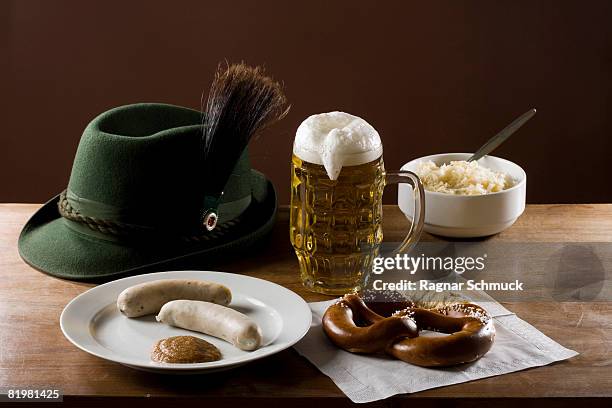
[415,160,515,195]
[398,153,526,237]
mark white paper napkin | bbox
[294,296,578,403]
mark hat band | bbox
[57,189,245,243]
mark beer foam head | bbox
[294,111,382,180]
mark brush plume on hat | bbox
[201,63,289,204]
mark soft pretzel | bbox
[322,294,495,367]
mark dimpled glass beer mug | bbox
[290,112,425,294]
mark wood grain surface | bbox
[0,204,611,407]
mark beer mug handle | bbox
[384,170,425,254]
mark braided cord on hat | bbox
[57,190,239,242]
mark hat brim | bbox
[18,170,277,282]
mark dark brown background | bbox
[2,0,612,204]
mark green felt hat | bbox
[18,103,277,281]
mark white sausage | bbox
[156,300,262,351]
[117,279,231,317]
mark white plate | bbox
[60,271,312,373]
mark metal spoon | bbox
[468,108,536,162]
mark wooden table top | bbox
[1,203,611,407]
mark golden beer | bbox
[290,153,386,294]
[290,111,425,294]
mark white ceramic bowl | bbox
[398,153,526,238]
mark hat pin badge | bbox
[203,211,218,231]
[202,192,222,231]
